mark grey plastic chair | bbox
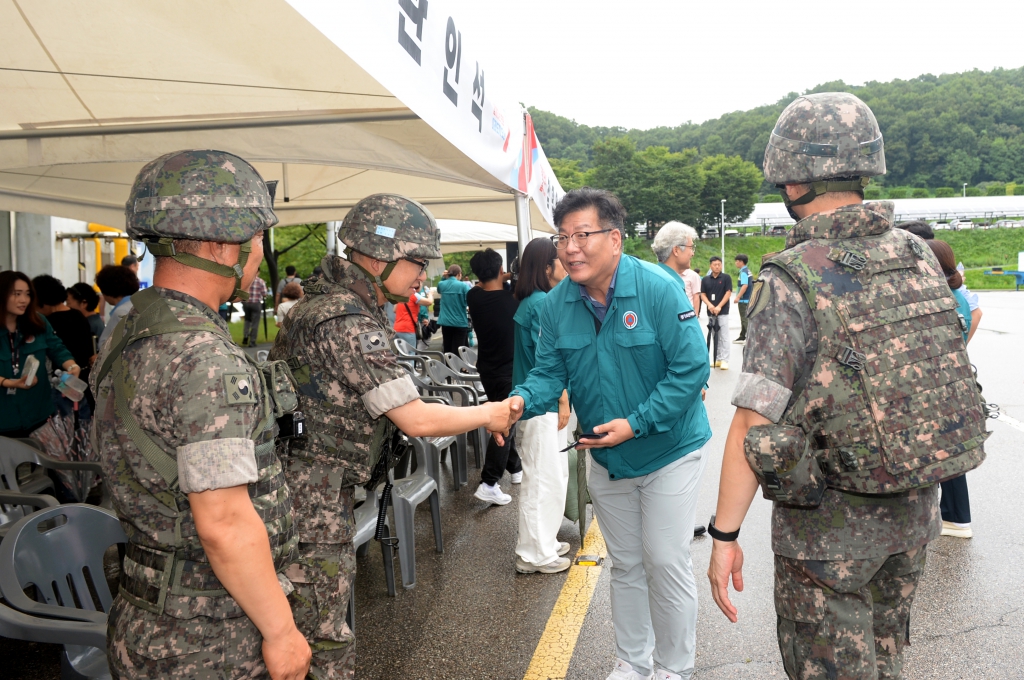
[393,337,446,377]
[1,436,104,504]
[458,345,478,367]
[425,359,489,466]
[352,489,396,596]
[0,599,108,679]
[389,436,442,589]
[0,504,127,679]
[0,490,59,540]
[408,375,471,481]
[444,353,485,394]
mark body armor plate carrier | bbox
[96,287,299,617]
[748,207,987,501]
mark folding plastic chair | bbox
[0,504,127,679]
[0,490,59,540]
[0,599,108,679]
[408,374,472,476]
[444,353,485,394]
[458,345,478,368]
[1,436,104,504]
[425,359,489,466]
[388,436,442,589]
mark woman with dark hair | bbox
[926,238,975,539]
[66,282,105,342]
[510,238,573,573]
[0,271,79,437]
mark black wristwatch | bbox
[707,515,740,542]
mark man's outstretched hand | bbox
[708,539,745,623]
[484,399,512,445]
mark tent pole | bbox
[514,193,531,262]
[326,221,337,256]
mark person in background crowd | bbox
[66,282,105,352]
[95,265,140,349]
[900,220,983,342]
[511,238,572,573]
[927,238,977,539]
[275,282,303,327]
[392,279,424,348]
[218,301,233,322]
[700,256,732,370]
[437,264,472,353]
[0,271,80,438]
[121,254,140,274]
[467,248,524,506]
[242,272,268,346]
[509,188,712,680]
[32,275,96,380]
[415,281,433,348]
[651,221,702,313]
[733,254,751,343]
[275,264,303,312]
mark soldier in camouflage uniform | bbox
[268,193,512,678]
[92,150,311,679]
[706,94,987,679]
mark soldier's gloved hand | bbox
[263,625,311,680]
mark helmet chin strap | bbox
[146,237,252,302]
[350,259,408,304]
[779,178,871,221]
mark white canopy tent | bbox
[0,0,561,253]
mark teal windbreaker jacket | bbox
[511,255,711,480]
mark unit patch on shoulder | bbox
[224,373,257,405]
[747,280,769,318]
[358,331,389,354]
[678,310,697,321]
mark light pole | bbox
[720,199,726,263]
[963,183,967,197]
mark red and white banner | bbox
[285,0,563,227]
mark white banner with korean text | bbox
[284,0,563,227]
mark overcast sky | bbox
[451,0,1024,130]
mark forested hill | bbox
[531,67,1024,189]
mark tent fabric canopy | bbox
[0,0,553,231]
[437,220,550,255]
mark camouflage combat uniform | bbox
[94,288,296,679]
[733,203,941,679]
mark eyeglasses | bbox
[403,257,429,274]
[550,228,615,250]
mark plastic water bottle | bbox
[55,370,87,402]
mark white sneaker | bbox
[557,541,570,556]
[515,556,571,574]
[474,482,511,506]
[941,520,973,538]
[653,669,683,680]
[510,471,523,484]
[607,658,650,680]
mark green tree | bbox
[548,158,587,191]
[630,146,705,231]
[697,155,763,228]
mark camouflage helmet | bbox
[338,194,441,262]
[763,93,886,186]
[126,149,278,243]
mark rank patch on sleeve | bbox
[747,280,769,318]
[678,310,697,321]
[224,373,257,405]
[358,331,388,354]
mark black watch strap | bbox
[708,515,740,542]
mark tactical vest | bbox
[95,287,298,617]
[767,225,988,495]
[273,277,397,488]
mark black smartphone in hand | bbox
[579,432,608,439]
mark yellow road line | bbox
[523,520,607,680]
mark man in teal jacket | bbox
[508,188,711,680]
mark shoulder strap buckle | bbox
[828,248,868,270]
[836,346,867,371]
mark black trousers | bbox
[441,326,469,355]
[940,474,971,524]
[479,374,521,486]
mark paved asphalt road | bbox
[4,292,1021,679]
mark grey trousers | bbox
[587,444,708,679]
[709,313,730,362]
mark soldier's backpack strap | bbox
[97,288,230,497]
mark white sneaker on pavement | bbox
[557,541,570,556]
[653,669,683,680]
[510,471,523,484]
[606,658,651,680]
[473,482,511,506]
[515,556,571,574]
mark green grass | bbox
[228,319,279,346]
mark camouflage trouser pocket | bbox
[744,425,826,507]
